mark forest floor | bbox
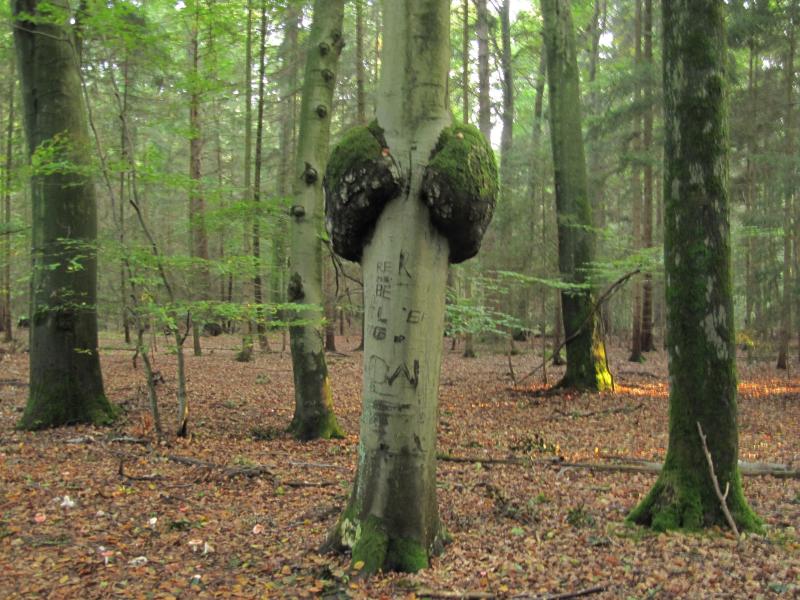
[0,333,798,599]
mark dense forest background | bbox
[0,0,797,365]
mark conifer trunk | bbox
[287,0,345,441]
[13,0,115,429]
[629,0,759,532]
[640,0,655,352]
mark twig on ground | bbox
[164,454,336,487]
[413,584,607,600]
[516,269,640,385]
[117,458,162,482]
[697,422,740,538]
[549,403,644,420]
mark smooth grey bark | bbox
[287,0,345,441]
[324,0,495,574]
[629,0,759,532]
[13,0,115,429]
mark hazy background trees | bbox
[1,0,798,377]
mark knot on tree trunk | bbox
[323,121,403,262]
[421,124,498,263]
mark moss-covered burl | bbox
[323,121,403,263]
[324,121,497,264]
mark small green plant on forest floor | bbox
[566,504,595,528]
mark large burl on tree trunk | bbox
[629,0,760,533]
[321,0,496,574]
[14,0,115,429]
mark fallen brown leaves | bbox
[0,335,798,599]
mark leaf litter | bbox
[0,334,797,598]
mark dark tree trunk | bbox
[542,0,612,391]
[629,0,760,532]
[13,0,115,429]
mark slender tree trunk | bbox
[13,0,115,429]
[744,41,756,329]
[542,0,612,391]
[629,0,643,363]
[355,0,366,124]
[324,256,337,352]
[325,0,495,573]
[462,0,470,123]
[629,0,760,532]
[238,0,255,362]
[287,0,346,441]
[118,57,130,345]
[777,4,796,370]
[2,73,14,343]
[499,0,514,291]
[252,0,270,352]
[640,0,655,352]
[476,0,490,137]
[188,2,209,357]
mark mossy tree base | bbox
[20,379,116,430]
[324,512,444,575]
[628,468,762,533]
[287,408,344,441]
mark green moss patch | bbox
[421,123,498,263]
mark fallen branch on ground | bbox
[697,422,740,537]
[164,454,337,488]
[414,583,607,600]
[437,452,799,478]
[549,403,644,420]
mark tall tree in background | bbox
[323,0,496,572]
[640,0,656,352]
[13,0,115,429]
[287,0,345,441]
[188,0,210,357]
[252,0,269,352]
[542,0,612,391]
[1,72,13,343]
[777,1,796,370]
[629,0,643,363]
[629,0,760,532]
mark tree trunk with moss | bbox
[323,0,496,574]
[541,0,612,391]
[629,0,760,533]
[14,0,115,429]
[2,74,14,343]
[287,0,345,441]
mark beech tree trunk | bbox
[326,0,457,573]
[542,0,612,391]
[287,0,345,441]
[629,0,760,532]
[13,0,115,429]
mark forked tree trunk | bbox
[14,0,115,429]
[287,0,345,441]
[324,0,497,573]
[629,0,760,532]
[542,0,612,391]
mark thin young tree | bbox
[542,0,613,391]
[629,0,760,532]
[287,0,346,441]
[323,0,496,573]
[1,71,14,343]
[13,0,115,428]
